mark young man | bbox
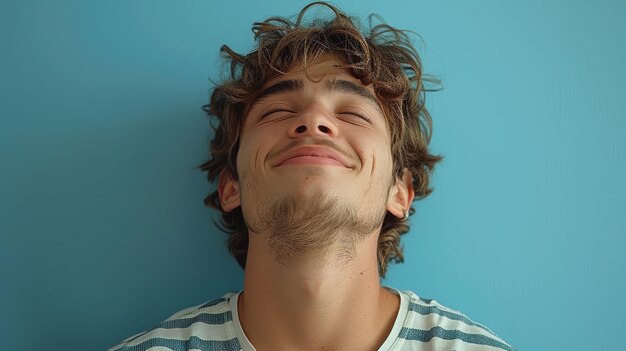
[109,2,515,350]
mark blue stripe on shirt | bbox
[156,311,232,329]
[399,326,515,351]
[114,336,241,351]
[408,302,495,334]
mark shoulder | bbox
[396,290,517,351]
[107,291,242,351]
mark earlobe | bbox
[217,169,241,212]
[386,169,415,219]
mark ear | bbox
[217,169,241,212]
[386,168,415,219]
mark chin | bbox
[291,182,334,197]
[266,168,352,196]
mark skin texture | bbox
[218,56,415,351]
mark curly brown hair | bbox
[197,1,443,278]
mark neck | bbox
[237,229,400,351]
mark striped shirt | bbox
[108,287,515,351]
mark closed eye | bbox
[338,111,372,123]
[260,107,296,119]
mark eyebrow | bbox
[249,78,381,111]
[252,79,304,106]
[324,78,379,107]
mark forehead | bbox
[261,56,375,95]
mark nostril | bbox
[295,125,307,133]
[318,125,330,133]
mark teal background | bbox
[2,1,625,350]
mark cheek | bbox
[235,136,254,180]
[365,144,395,182]
[357,133,392,167]
[237,130,276,177]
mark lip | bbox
[273,146,353,168]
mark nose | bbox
[288,104,338,138]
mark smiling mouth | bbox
[279,155,346,167]
[271,143,355,169]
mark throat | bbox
[237,284,400,351]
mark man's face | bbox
[219,56,409,262]
[238,56,394,203]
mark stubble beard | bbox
[241,173,389,267]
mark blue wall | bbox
[2,1,625,350]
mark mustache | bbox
[268,138,358,166]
